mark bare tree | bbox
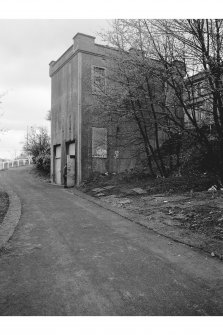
[97,19,223,179]
[93,20,185,177]
[142,19,223,178]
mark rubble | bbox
[84,177,223,260]
[103,186,115,190]
[208,185,217,192]
[120,188,136,196]
[118,198,132,205]
[132,188,147,195]
[92,188,105,193]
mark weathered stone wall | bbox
[50,49,79,183]
[50,33,180,184]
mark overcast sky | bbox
[0,7,220,160]
[0,19,110,159]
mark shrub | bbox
[23,126,51,174]
[35,153,50,173]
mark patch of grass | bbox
[0,191,9,224]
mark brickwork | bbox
[49,33,183,185]
[50,33,121,185]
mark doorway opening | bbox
[66,141,76,187]
[54,145,61,185]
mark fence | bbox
[0,158,32,170]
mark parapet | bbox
[49,32,114,77]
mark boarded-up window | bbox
[92,127,107,158]
[68,142,75,155]
[92,66,106,94]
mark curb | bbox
[67,188,223,261]
[0,187,22,249]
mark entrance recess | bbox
[54,145,61,185]
[66,142,75,187]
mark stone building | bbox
[49,33,146,186]
[49,33,184,186]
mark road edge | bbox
[0,187,22,249]
[67,187,223,261]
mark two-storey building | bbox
[50,33,142,186]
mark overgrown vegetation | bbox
[81,169,216,195]
[23,126,50,174]
[0,191,9,225]
[94,19,223,181]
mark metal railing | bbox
[0,157,32,170]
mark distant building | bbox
[184,72,213,128]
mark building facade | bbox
[49,33,184,186]
[50,33,140,186]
